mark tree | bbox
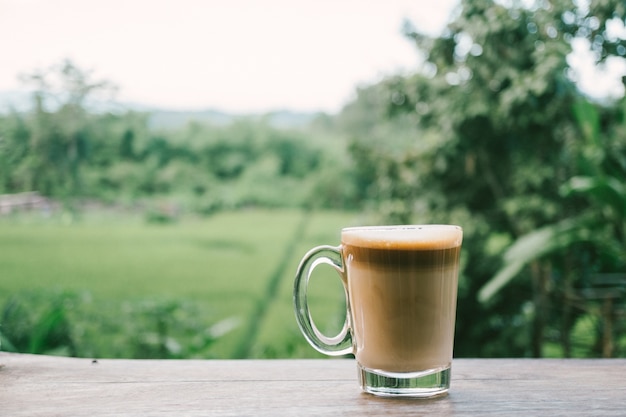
[480,95,626,357]
[345,0,626,356]
[8,59,118,201]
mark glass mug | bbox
[294,225,463,398]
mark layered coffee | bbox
[341,225,462,373]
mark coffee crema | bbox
[341,225,462,373]
[342,225,462,250]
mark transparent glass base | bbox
[357,363,451,398]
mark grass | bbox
[245,210,362,358]
[0,208,361,358]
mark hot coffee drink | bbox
[294,224,463,397]
[341,226,462,373]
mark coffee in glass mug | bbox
[293,225,463,398]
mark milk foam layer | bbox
[341,225,462,250]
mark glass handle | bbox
[293,245,352,356]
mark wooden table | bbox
[1,353,625,416]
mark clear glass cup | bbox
[294,225,463,398]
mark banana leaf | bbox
[561,175,626,216]
[478,217,595,303]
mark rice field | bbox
[0,208,363,359]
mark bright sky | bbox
[0,0,458,113]
[1,0,624,113]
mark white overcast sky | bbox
[1,0,624,113]
[0,0,459,113]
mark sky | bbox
[0,0,458,113]
[1,0,624,114]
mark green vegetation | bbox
[0,209,358,358]
[1,0,625,358]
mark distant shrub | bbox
[0,290,237,359]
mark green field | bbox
[0,209,364,359]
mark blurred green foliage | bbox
[345,0,626,358]
[1,0,625,358]
[0,61,354,213]
[1,290,223,359]
[0,210,357,359]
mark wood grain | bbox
[1,353,625,416]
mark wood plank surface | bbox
[1,353,625,416]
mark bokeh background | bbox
[0,0,625,359]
